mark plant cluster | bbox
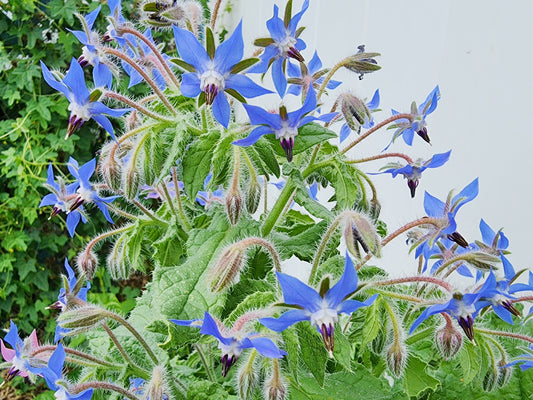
[2,0,533,399]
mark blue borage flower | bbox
[172,21,271,128]
[377,150,451,198]
[339,89,380,143]
[1,321,43,382]
[260,254,377,353]
[232,87,336,162]
[410,290,490,344]
[39,163,88,237]
[104,0,130,46]
[67,157,119,224]
[250,0,309,96]
[40,58,129,140]
[385,85,440,150]
[68,5,113,89]
[37,343,94,400]
[287,50,341,98]
[48,259,91,343]
[171,311,286,377]
[411,178,479,259]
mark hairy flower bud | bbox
[338,93,371,134]
[482,367,498,392]
[386,342,407,378]
[99,142,122,191]
[344,45,381,80]
[77,250,98,280]
[237,351,258,400]
[226,189,243,225]
[263,359,287,400]
[435,323,463,360]
[245,180,262,214]
[122,158,141,201]
[208,245,246,292]
[107,236,130,280]
[497,359,512,388]
[143,366,169,400]
[342,211,381,258]
[57,305,108,333]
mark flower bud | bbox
[107,237,130,280]
[369,197,381,221]
[207,245,246,292]
[482,367,498,392]
[263,359,287,400]
[344,45,381,80]
[77,250,98,281]
[226,189,242,225]
[122,158,141,201]
[342,211,381,258]
[435,323,463,360]
[99,142,122,191]
[497,359,512,388]
[237,351,258,400]
[143,366,169,400]
[57,305,108,332]
[386,342,407,378]
[338,93,371,134]
[142,0,187,28]
[245,180,262,215]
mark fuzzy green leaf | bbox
[182,131,221,198]
[297,323,329,387]
[404,356,440,397]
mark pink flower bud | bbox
[435,323,463,360]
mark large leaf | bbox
[182,130,221,198]
[403,356,440,397]
[297,323,329,387]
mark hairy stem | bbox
[73,381,140,400]
[347,152,414,165]
[103,91,174,122]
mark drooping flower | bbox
[411,178,479,258]
[287,50,341,98]
[409,290,491,344]
[378,150,451,197]
[386,85,440,149]
[173,21,271,128]
[143,180,184,199]
[69,5,113,88]
[171,311,286,377]
[40,58,129,140]
[37,343,94,400]
[338,89,380,142]
[1,321,45,382]
[39,163,87,237]
[260,254,377,353]
[67,157,119,224]
[48,259,91,342]
[232,86,336,162]
[250,0,309,96]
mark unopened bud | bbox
[344,45,381,80]
[226,189,242,225]
[369,197,381,221]
[386,342,407,378]
[245,180,262,214]
[122,158,141,201]
[99,142,122,191]
[482,367,498,392]
[343,211,381,258]
[447,231,469,248]
[57,305,108,332]
[462,251,501,272]
[497,359,512,388]
[338,93,371,134]
[143,1,186,28]
[435,323,463,360]
[208,245,246,292]
[238,351,258,400]
[107,237,130,280]
[263,359,287,400]
[143,366,169,400]
[77,250,98,280]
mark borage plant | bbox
[2,0,533,399]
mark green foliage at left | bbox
[0,0,104,338]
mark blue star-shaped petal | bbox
[171,311,286,377]
[41,58,129,140]
[260,254,377,352]
[173,21,271,128]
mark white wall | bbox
[233,0,533,278]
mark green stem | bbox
[309,217,342,284]
[83,224,135,254]
[475,328,533,345]
[340,113,413,155]
[261,179,295,237]
[73,381,140,400]
[32,345,122,370]
[383,300,401,343]
[370,276,453,292]
[118,122,161,144]
[172,166,192,231]
[103,312,160,365]
[347,152,414,165]
[194,343,216,382]
[103,91,174,122]
[317,57,351,101]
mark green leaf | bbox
[226,291,277,325]
[281,328,300,382]
[361,297,383,349]
[333,328,353,371]
[182,130,221,198]
[321,161,363,209]
[272,220,328,262]
[211,132,235,186]
[403,356,440,397]
[297,323,328,387]
[153,225,185,267]
[458,342,481,385]
[290,366,409,400]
